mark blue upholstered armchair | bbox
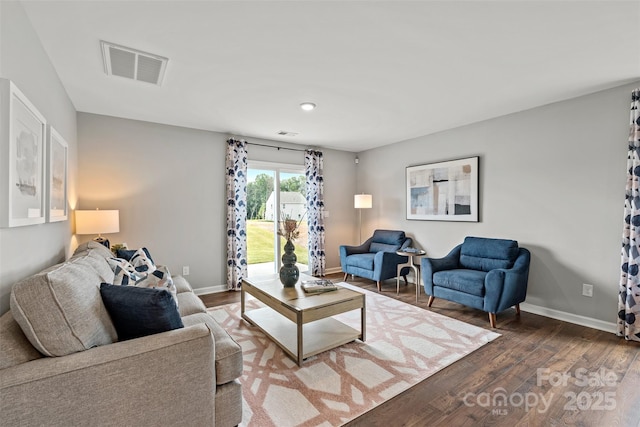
[421,236,531,328]
[340,229,412,292]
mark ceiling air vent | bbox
[277,131,299,137]
[100,41,168,86]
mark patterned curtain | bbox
[619,88,640,342]
[226,139,248,291]
[305,149,326,276]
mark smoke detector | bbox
[100,41,168,85]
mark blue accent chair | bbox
[340,229,412,292]
[421,236,531,328]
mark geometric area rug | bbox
[207,282,500,427]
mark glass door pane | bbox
[246,169,276,276]
[246,164,308,277]
[279,171,308,272]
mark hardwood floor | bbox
[199,273,640,427]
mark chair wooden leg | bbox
[376,281,381,292]
[515,304,521,316]
[343,273,348,282]
[427,295,435,307]
[489,313,497,328]
[403,275,408,286]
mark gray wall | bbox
[77,113,356,290]
[1,0,633,329]
[0,2,77,314]
[357,81,640,324]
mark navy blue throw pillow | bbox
[100,283,183,341]
[116,247,154,264]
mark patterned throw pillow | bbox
[129,248,156,274]
[135,265,178,302]
[115,247,155,265]
[106,257,177,304]
[107,257,143,286]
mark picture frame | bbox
[406,156,479,222]
[0,79,47,227]
[47,126,68,222]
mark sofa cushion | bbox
[73,240,114,260]
[173,275,193,294]
[459,237,519,272]
[178,292,207,316]
[71,250,115,284]
[182,312,243,385]
[345,253,376,270]
[433,269,487,297]
[369,230,406,253]
[100,284,184,341]
[0,312,43,369]
[369,242,401,253]
[10,258,118,357]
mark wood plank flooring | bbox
[199,273,640,427]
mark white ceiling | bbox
[20,0,640,152]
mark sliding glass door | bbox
[246,161,308,277]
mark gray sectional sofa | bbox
[0,241,243,426]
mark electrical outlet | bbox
[182,266,190,276]
[582,283,593,297]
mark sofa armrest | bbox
[371,251,405,280]
[0,324,216,426]
[400,238,412,251]
[369,237,413,280]
[421,244,462,294]
[484,248,531,313]
[339,236,373,268]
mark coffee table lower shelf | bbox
[243,307,361,363]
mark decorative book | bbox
[301,279,338,293]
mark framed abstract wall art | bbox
[0,79,48,227]
[47,126,68,222]
[406,156,479,222]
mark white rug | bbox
[208,282,500,426]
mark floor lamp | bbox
[354,194,372,243]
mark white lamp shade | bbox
[354,194,372,209]
[75,210,120,235]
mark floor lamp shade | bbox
[75,209,119,248]
[354,194,372,243]
[354,194,372,209]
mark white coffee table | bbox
[241,273,366,366]
[396,250,426,302]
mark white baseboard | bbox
[323,268,420,283]
[193,284,228,295]
[324,267,343,275]
[520,302,616,333]
[192,280,615,334]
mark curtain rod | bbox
[246,141,307,152]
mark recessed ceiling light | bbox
[300,102,316,111]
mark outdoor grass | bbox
[247,220,309,265]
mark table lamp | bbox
[75,209,119,249]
